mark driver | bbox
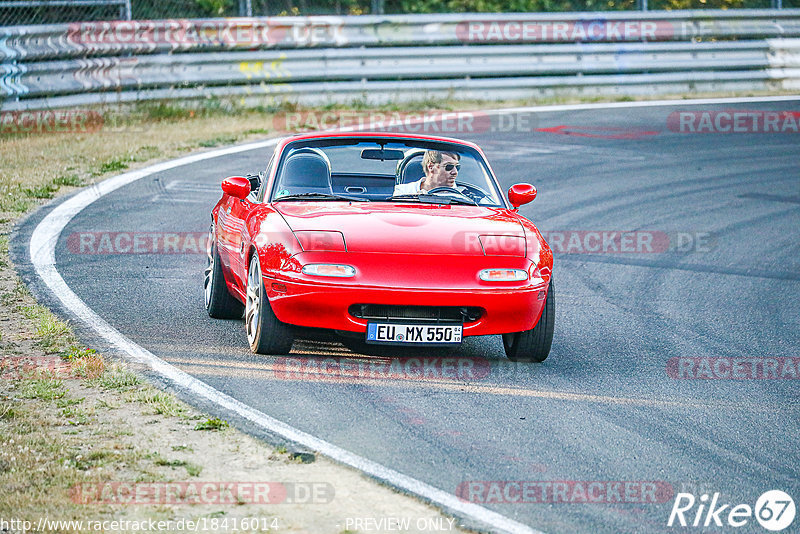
[393,150,460,196]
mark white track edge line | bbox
[28,138,541,534]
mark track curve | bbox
[14,97,800,533]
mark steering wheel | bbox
[456,181,493,203]
[425,186,476,201]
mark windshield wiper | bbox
[439,195,478,206]
[386,193,477,206]
[274,192,369,202]
[386,194,421,201]
[386,194,450,205]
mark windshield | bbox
[269,138,505,207]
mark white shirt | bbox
[393,179,424,196]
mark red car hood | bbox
[275,202,525,255]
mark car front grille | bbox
[348,304,482,323]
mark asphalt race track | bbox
[14,98,800,533]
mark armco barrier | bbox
[2,10,800,111]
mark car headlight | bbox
[301,264,356,277]
[478,268,528,282]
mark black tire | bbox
[502,278,555,362]
[205,228,245,319]
[245,254,294,355]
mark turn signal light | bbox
[301,264,356,277]
[478,268,528,282]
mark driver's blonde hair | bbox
[423,150,460,175]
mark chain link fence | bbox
[1,0,796,27]
[1,0,128,26]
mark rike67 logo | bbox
[668,490,796,531]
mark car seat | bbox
[399,154,425,185]
[278,148,332,196]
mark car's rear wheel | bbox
[205,226,245,319]
[245,254,294,355]
[502,278,555,362]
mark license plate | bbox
[366,323,462,345]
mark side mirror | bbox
[508,183,537,209]
[221,176,251,199]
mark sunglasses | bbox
[439,162,461,171]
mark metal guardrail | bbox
[2,11,800,111]
[4,42,782,98]
[5,11,800,61]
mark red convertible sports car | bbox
[205,132,554,362]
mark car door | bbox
[221,152,276,291]
[224,192,253,292]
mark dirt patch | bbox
[1,372,467,533]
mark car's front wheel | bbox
[245,254,294,355]
[502,278,555,362]
[205,226,245,319]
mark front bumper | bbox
[265,276,550,336]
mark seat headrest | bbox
[400,156,425,184]
[280,149,332,193]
